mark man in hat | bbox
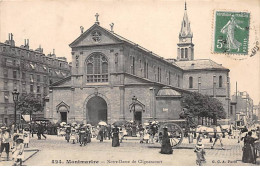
[0,127,11,161]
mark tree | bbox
[17,93,44,121]
[180,92,226,125]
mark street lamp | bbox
[12,89,20,127]
[132,96,137,120]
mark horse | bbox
[195,125,224,143]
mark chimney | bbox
[27,39,29,48]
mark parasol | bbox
[60,122,66,126]
[98,121,107,126]
[112,120,128,126]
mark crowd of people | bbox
[1,120,259,166]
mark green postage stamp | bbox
[213,11,250,55]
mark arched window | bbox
[189,76,193,88]
[185,48,188,58]
[86,53,108,83]
[219,76,223,87]
[181,48,184,58]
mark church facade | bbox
[45,5,230,125]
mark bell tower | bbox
[177,2,194,61]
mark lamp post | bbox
[12,89,20,127]
[132,96,137,121]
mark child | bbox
[70,128,77,144]
[12,134,24,166]
[23,128,30,148]
[194,141,206,166]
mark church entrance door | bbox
[87,96,107,125]
[134,111,142,125]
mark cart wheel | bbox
[159,123,184,148]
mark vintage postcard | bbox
[0,0,259,166]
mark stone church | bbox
[44,4,230,125]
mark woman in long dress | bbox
[242,131,257,164]
[160,127,173,154]
[112,126,120,147]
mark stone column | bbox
[119,86,125,120]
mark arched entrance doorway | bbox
[56,101,70,123]
[86,96,107,125]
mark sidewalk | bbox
[0,147,39,166]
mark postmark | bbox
[213,11,250,55]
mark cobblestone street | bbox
[1,135,259,166]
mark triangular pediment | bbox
[69,24,123,47]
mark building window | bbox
[43,87,47,95]
[132,57,135,75]
[177,75,180,87]
[59,63,62,67]
[4,92,9,103]
[146,62,148,78]
[37,75,41,82]
[157,67,160,82]
[22,72,26,80]
[189,76,193,88]
[37,86,40,93]
[144,61,146,78]
[22,84,26,92]
[13,60,16,66]
[13,81,17,90]
[185,48,188,58]
[4,81,8,90]
[181,48,184,58]
[30,74,34,82]
[49,79,53,85]
[3,69,8,78]
[219,76,223,88]
[168,71,171,85]
[86,53,108,83]
[30,84,34,93]
[43,76,47,83]
[13,70,17,79]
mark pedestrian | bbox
[12,134,24,166]
[139,125,144,143]
[211,125,224,150]
[112,126,120,147]
[0,127,11,161]
[70,128,77,144]
[86,126,91,143]
[194,140,206,166]
[23,128,30,148]
[97,126,104,142]
[79,127,86,146]
[107,124,112,140]
[241,131,257,164]
[143,127,149,143]
[160,126,173,154]
[65,125,71,143]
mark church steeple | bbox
[177,1,194,61]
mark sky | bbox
[0,0,259,104]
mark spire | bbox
[179,1,192,38]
